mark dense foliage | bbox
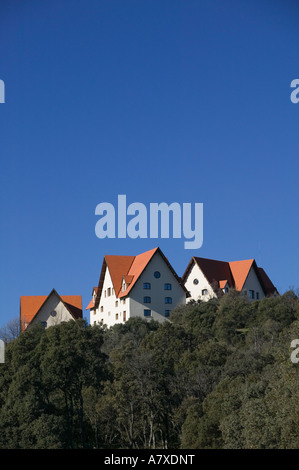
[0,291,299,449]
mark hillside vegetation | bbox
[0,290,298,449]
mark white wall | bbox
[91,251,186,327]
[128,252,186,322]
[243,267,265,300]
[184,263,216,302]
[91,267,128,328]
[29,291,74,328]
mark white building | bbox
[20,289,83,331]
[182,257,278,302]
[86,247,188,327]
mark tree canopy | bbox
[0,291,298,449]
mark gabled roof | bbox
[89,247,189,309]
[20,289,82,331]
[182,256,277,296]
[258,267,278,296]
[228,259,255,291]
[183,257,234,288]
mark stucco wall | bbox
[128,252,186,322]
[243,267,265,300]
[29,292,74,328]
[184,263,216,302]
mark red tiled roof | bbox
[258,267,277,295]
[89,247,188,309]
[86,298,95,310]
[20,289,82,330]
[183,256,277,296]
[228,259,255,291]
[219,280,228,288]
[190,257,234,288]
[119,247,158,297]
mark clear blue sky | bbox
[0,0,298,326]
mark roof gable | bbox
[92,247,188,308]
[185,257,234,288]
[228,259,254,291]
[183,256,276,297]
[20,289,82,330]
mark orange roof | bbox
[219,280,228,288]
[182,256,277,296]
[229,259,254,291]
[104,254,135,297]
[88,247,188,309]
[86,298,95,310]
[119,247,158,297]
[20,289,82,331]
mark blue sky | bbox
[0,0,298,326]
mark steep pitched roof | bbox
[90,247,188,309]
[258,267,278,295]
[189,257,235,288]
[183,256,277,296]
[228,259,255,291]
[20,289,82,331]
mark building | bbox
[20,288,83,331]
[182,257,278,302]
[86,247,189,327]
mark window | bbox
[165,310,170,317]
[50,310,57,317]
[144,309,151,317]
[249,290,255,299]
[107,288,111,296]
[165,297,172,304]
[94,321,97,326]
[193,279,199,285]
[41,321,47,328]
[115,301,118,307]
[123,311,126,321]
[256,292,260,300]
[112,288,114,295]
[224,287,229,294]
[100,306,103,312]
[144,296,151,303]
[108,311,111,316]
[104,290,106,297]
[202,289,208,295]
[123,299,126,304]
[154,271,161,279]
[164,283,172,290]
[143,282,151,289]
[115,313,118,320]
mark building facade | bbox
[86,247,188,327]
[183,257,278,302]
[20,289,83,331]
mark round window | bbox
[193,279,199,285]
[50,310,57,317]
[154,271,161,279]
